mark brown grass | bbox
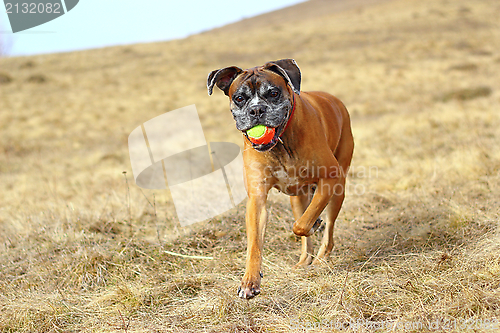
[1,0,500,331]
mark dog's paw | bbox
[293,257,312,269]
[237,284,261,299]
[293,217,323,236]
[316,219,325,233]
[238,276,261,299]
[311,257,329,267]
[310,217,323,234]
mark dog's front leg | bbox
[292,176,339,237]
[238,190,268,299]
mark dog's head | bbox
[207,59,301,151]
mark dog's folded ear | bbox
[207,66,243,96]
[263,59,301,95]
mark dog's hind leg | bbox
[312,124,354,265]
[311,178,344,265]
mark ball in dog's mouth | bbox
[246,125,276,145]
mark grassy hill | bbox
[1,0,499,331]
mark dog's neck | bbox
[277,92,296,138]
[268,93,301,162]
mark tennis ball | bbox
[246,125,275,145]
[247,124,266,138]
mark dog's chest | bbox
[273,168,299,187]
[270,162,315,196]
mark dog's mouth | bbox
[242,112,291,152]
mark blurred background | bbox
[0,0,305,56]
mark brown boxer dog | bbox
[207,59,354,299]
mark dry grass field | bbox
[1,0,500,331]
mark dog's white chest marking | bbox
[273,168,299,185]
[272,167,307,195]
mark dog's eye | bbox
[269,90,280,98]
[234,95,245,103]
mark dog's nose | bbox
[249,105,267,118]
